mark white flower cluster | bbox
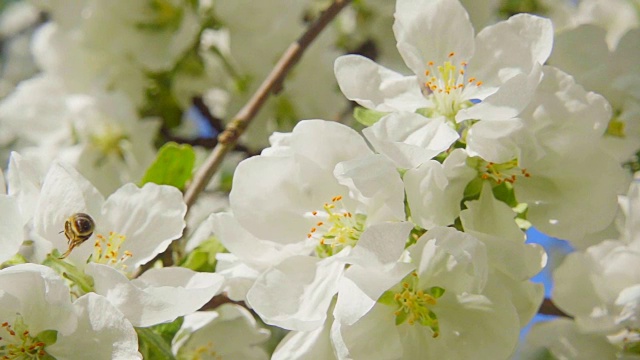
[202,0,637,358]
[0,153,233,358]
[0,0,639,358]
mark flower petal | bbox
[334,55,428,112]
[363,113,458,169]
[247,254,346,331]
[456,63,543,122]
[87,263,223,327]
[465,118,525,163]
[0,196,23,263]
[99,182,186,269]
[394,0,475,81]
[333,154,406,223]
[34,163,104,263]
[404,149,476,229]
[466,14,552,88]
[272,319,336,360]
[48,293,142,360]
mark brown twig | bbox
[182,0,352,209]
[538,298,572,318]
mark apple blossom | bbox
[334,0,552,135]
[28,161,223,327]
[172,304,270,360]
[511,66,629,243]
[0,77,160,195]
[521,318,621,360]
[332,227,521,359]
[0,263,141,359]
[550,25,640,162]
[526,238,640,359]
[573,0,639,49]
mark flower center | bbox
[610,328,640,356]
[474,158,531,185]
[0,317,53,360]
[422,52,480,121]
[91,232,133,271]
[378,272,445,338]
[606,117,626,138]
[180,341,222,360]
[89,125,127,160]
[137,0,184,31]
[307,195,365,258]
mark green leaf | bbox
[395,310,408,326]
[140,142,196,190]
[136,327,177,360]
[492,181,518,208]
[463,176,483,200]
[36,330,58,346]
[353,107,387,127]
[180,237,225,272]
[150,317,184,344]
[428,286,445,299]
[377,290,397,306]
[43,251,95,294]
[1,253,27,268]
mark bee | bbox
[59,213,95,259]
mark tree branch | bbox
[183,0,352,209]
[192,96,225,133]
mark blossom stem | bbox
[183,0,352,209]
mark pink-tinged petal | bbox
[363,113,458,169]
[334,55,428,112]
[394,0,475,81]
